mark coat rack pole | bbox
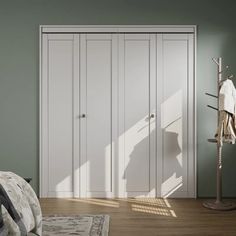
[203,57,236,211]
[216,144,222,203]
[216,57,222,203]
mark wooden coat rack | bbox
[203,57,236,210]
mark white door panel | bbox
[118,34,156,197]
[80,34,117,197]
[157,34,195,198]
[42,34,75,197]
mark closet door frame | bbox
[39,25,197,198]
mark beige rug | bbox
[42,215,110,236]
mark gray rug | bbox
[42,215,110,236]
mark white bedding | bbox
[0,171,42,235]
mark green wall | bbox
[0,0,236,197]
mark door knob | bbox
[80,114,86,118]
[150,114,155,118]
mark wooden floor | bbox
[40,198,236,236]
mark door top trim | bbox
[40,25,197,33]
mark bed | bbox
[0,171,42,235]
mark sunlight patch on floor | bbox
[67,198,177,217]
[120,198,177,217]
[131,204,176,217]
[121,198,169,207]
[69,198,120,208]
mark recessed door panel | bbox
[47,35,74,197]
[157,34,195,198]
[80,34,117,197]
[119,34,156,197]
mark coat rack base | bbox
[203,200,236,211]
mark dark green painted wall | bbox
[0,0,236,197]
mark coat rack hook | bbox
[205,92,218,98]
[207,105,218,111]
[212,58,219,66]
[221,74,234,82]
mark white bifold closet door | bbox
[118,34,156,197]
[156,34,195,198]
[41,34,75,197]
[79,34,118,198]
[40,32,194,198]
